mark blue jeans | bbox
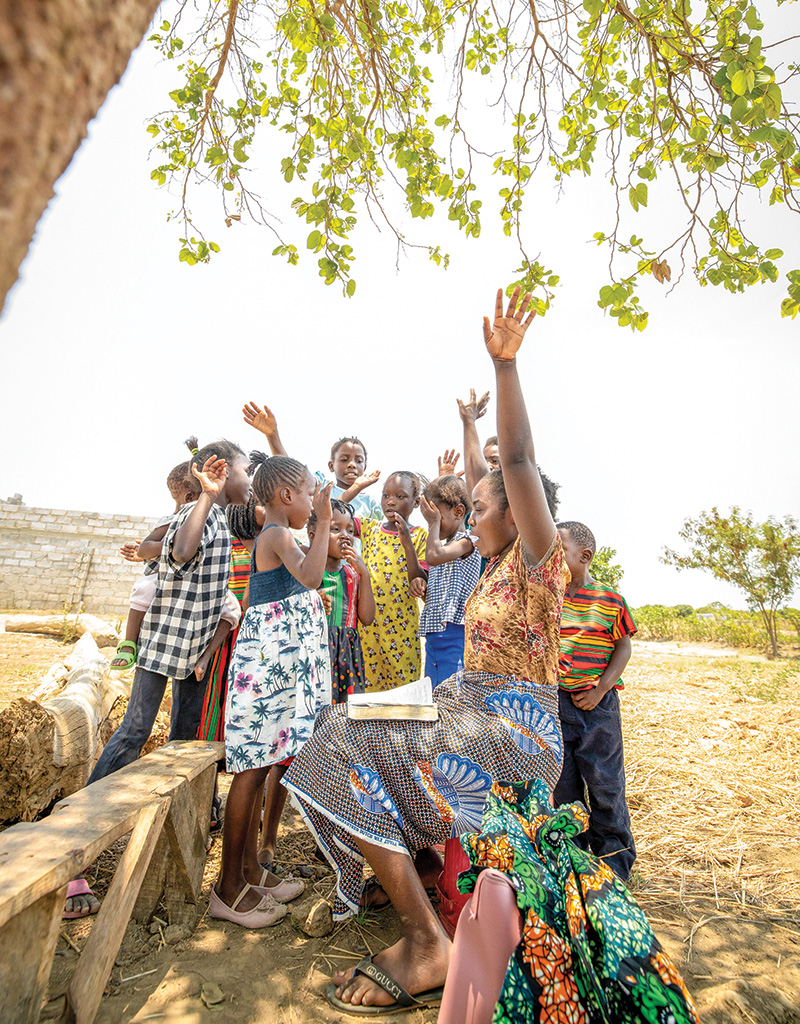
[423,623,465,687]
[87,667,207,784]
[553,688,636,880]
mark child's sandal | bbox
[110,640,138,671]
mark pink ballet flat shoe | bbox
[208,884,288,928]
[255,869,305,903]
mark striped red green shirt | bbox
[558,583,636,692]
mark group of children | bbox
[90,395,638,926]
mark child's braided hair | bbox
[249,450,309,504]
[189,439,246,473]
[227,495,261,542]
[389,470,425,500]
[307,498,355,532]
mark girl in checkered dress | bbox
[211,454,333,928]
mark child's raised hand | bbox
[192,455,228,496]
[120,542,143,562]
[317,588,333,615]
[483,286,537,361]
[419,494,442,527]
[242,400,279,437]
[457,388,490,424]
[341,540,369,577]
[385,509,411,538]
[353,469,381,491]
[437,450,465,477]
[410,577,427,600]
[313,479,333,521]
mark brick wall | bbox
[0,503,160,616]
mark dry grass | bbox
[623,650,800,927]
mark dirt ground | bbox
[2,632,800,1023]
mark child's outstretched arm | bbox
[571,637,632,711]
[134,522,171,563]
[242,401,288,456]
[484,287,555,564]
[385,511,428,585]
[420,495,474,565]
[262,482,333,588]
[339,469,381,504]
[457,389,491,493]
[172,457,228,564]
[342,541,376,626]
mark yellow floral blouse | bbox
[464,534,568,684]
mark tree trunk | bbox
[4,613,120,649]
[0,633,128,822]
[0,0,162,312]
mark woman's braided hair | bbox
[249,450,309,504]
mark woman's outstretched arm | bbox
[485,287,555,564]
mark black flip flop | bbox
[326,955,444,1016]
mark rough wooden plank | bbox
[163,764,217,927]
[159,764,213,900]
[0,741,223,928]
[63,800,169,1024]
[130,830,169,925]
[0,882,68,1024]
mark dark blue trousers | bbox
[553,687,636,881]
[87,667,207,784]
[423,622,465,686]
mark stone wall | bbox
[0,503,159,616]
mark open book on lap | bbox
[347,677,439,722]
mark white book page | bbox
[348,677,434,707]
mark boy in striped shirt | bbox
[554,521,637,880]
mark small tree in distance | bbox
[592,546,624,591]
[662,508,800,658]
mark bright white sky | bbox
[1,4,798,610]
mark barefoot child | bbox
[417,476,482,684]
[358,471,429,692]
[212,454,333,928]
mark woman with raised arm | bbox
[283,286,567,1013]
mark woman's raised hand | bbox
[483,287,537,361]
[456,388,490,424]
[192,455,228,496]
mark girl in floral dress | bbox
[210,454,332,929]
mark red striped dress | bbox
[197,540,251,741]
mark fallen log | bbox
[0,634,129,823]
[3,613,120,649]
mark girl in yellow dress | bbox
[358,471,429,692]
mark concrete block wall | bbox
[0,503,159,616]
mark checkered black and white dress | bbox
[137,502,231,679]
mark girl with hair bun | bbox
[211,452,333,929]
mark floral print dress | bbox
[458,780,700,1024]
[358,519,429,692]
[283,534,568,919]
[225,545,331,773]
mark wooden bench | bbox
[0,740,223,1024]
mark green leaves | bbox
[628,183,648,212]
[145,0,798,320]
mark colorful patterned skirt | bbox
[225,590,332,772]
[459,780,700,1024]
[283,671,563,919]
[330,625,367,703]
[197,625,238,742]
